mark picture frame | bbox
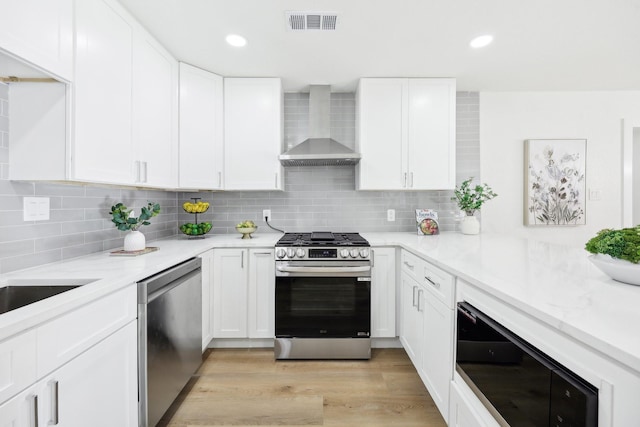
[524,139,586,226]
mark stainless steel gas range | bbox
[274,232,372,360]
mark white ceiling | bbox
[121,0,640,93]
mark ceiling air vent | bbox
[285,12,338,31]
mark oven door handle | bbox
[276,265,371,274]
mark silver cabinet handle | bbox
[142,161,148,183]
[410,172,414,188]
[241,251,244,268]
[135,160,141,182]
[371,249,375,268]
[29,394,39,427]
[218,171,222,188]
[404,261,414,270]
[412,285,418,307]
[49,380,59,425]
[403,172,407,188]
[275,172,279,189]
[425,276,440,289]
[417,289,424,311]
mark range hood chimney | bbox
[279,85,361,166]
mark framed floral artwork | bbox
[524,139,586,226]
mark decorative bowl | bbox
[179,222,212,237]
[588,253,640,286]
[235,226,257,239]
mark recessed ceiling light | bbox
[226,34,247,47]
[470,35,493,48]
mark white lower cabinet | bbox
[0,287,138,427]
[449,381,497,427]
[212,248,275,339]
[371,247,396,338]
[200,249,214,350]
[45,321,137,427]
[400,249,455,424]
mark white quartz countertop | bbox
[1,231,639,375]
[363,232,640,374]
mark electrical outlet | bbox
[263,209,271,221]
[387,209,395,222]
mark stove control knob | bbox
[349,248,359,258]
[296,248,306,258]
[359,248,370,258]
[286,248,296,258]
[276,248,287,259]
[339,249,350,258]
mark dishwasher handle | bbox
[138,258,202,304]
[146,268,201,304]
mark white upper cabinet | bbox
[9,0,182,189]
[0,0,73,81]
[356,78,456,190]
[224,78,284,191]
[73,0,134,185]
[356,78,407,190]
[179,63,224,190]
[132,31,178,188]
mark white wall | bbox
[480,91,640,248]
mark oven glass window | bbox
[276,276,370,338]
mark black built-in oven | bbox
[456,302,598,427]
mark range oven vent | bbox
[286,11,338,31]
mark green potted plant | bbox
[109,202,160,251]
[451,178,497,235]
[585,226,640,285]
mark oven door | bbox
[275,261,371,338]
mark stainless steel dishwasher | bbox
[138,257,202,427]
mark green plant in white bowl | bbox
[585,226,640,286]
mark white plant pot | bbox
[124,230,146,251]
[460,215,480,235]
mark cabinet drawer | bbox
[420,261,455,309]
[37,284,136,377]
[0,330,37,405]
[401,250,422,282]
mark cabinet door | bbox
[449,381,498,427]
[0,0,73,80]
[248,249,275,338]
[133,31,178,188]
[49,321,138,427]
[212,249,248,337]
[407,78,456,190]
[371,247,396,338]
[422,294,453,422]
[356,78,407,190]
[399,272,423,366]
[199,249,214,350]
[224,78,283,190]
[179,63,224,189]
[0,383,37,427]
[73,0,134,184]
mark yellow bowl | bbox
[235,226,257,239]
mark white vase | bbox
[124,230,146,251]
[460,215,480,235]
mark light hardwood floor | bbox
[158,348,447,426]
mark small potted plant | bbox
[451,178,497,235]
[585,226,640,285]
[110,202,160,251]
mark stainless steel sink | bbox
[0,279,97,315]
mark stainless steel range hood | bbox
[279,85,361,166]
